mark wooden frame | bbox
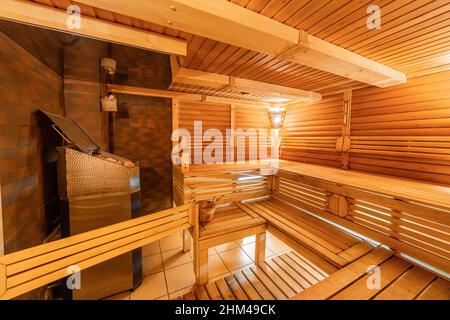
[108,84,271,108]
[78,0,406,87]
[0,0,187,56]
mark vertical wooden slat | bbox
[197,249,209,285]
[255,232,266,265]
[172,98,179,149]
[340,90,352,169]
[182,229,191,253]
[0,264,5,296]
[0,181,3,256]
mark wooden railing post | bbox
[0,263,5,297]
[190,202,200,278]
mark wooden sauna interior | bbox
[0,0,449,301]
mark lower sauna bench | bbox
[178,198,450,300]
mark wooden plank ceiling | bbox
[31,0,450,96]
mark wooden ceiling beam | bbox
[108,84,271,108]
[171,59,322,102]
[77,0,406,88]
[0,0,187,56]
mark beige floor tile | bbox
[230,263,255,274]
[160,233,183,252]
[241,242,276,261]
[236,235,256,246]
[162,248,192,270]
[142,241,160,256]
[130,272,167,300]
[208,254,229,278]
[214,241,239,253]
[208,247,217,256]
[267,236,291,254]
[219,247,253,271]
[165,262,196,293]
[209,272,232,283]
[142,253,163,276]
[103,290,130,300]
[169,285,196,300]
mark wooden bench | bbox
[195,204,267,285]
[175,161,450,297]
[239,198,371,273]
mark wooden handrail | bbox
[0,203,198,300]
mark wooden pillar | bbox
[190,202,200,276]
[0,263,5,297]
[338,90,352,169]
[182,229,191,253]
[197,249,209,285]
[172,98,179,149]
[255,232,266,265]
[228,104,235,163]
[0,181,3,256]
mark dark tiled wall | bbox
[110,95,173,213]
[0,27,64,254]
[109,45,173,213]
[63,38,109,149]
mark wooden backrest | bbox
[272,170,450,275]
[173,165,271,206]
[0,203,197,300]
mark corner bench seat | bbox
[238,197,371,271]
[183,197,450,300]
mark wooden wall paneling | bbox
[281,94,344,167]
[234,105,271,161]
[178,101,231,164]
[349,70,450,185]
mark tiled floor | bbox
[104,230,292,300]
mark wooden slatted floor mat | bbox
[179,246,450,300]
[292,246,450,300]
[178,249,335,300]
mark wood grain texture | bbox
[281,94,343,167]
[350,70,450,184]
[30,0,450,94]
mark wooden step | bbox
[292,246,450,300]
[179,249,331,300]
